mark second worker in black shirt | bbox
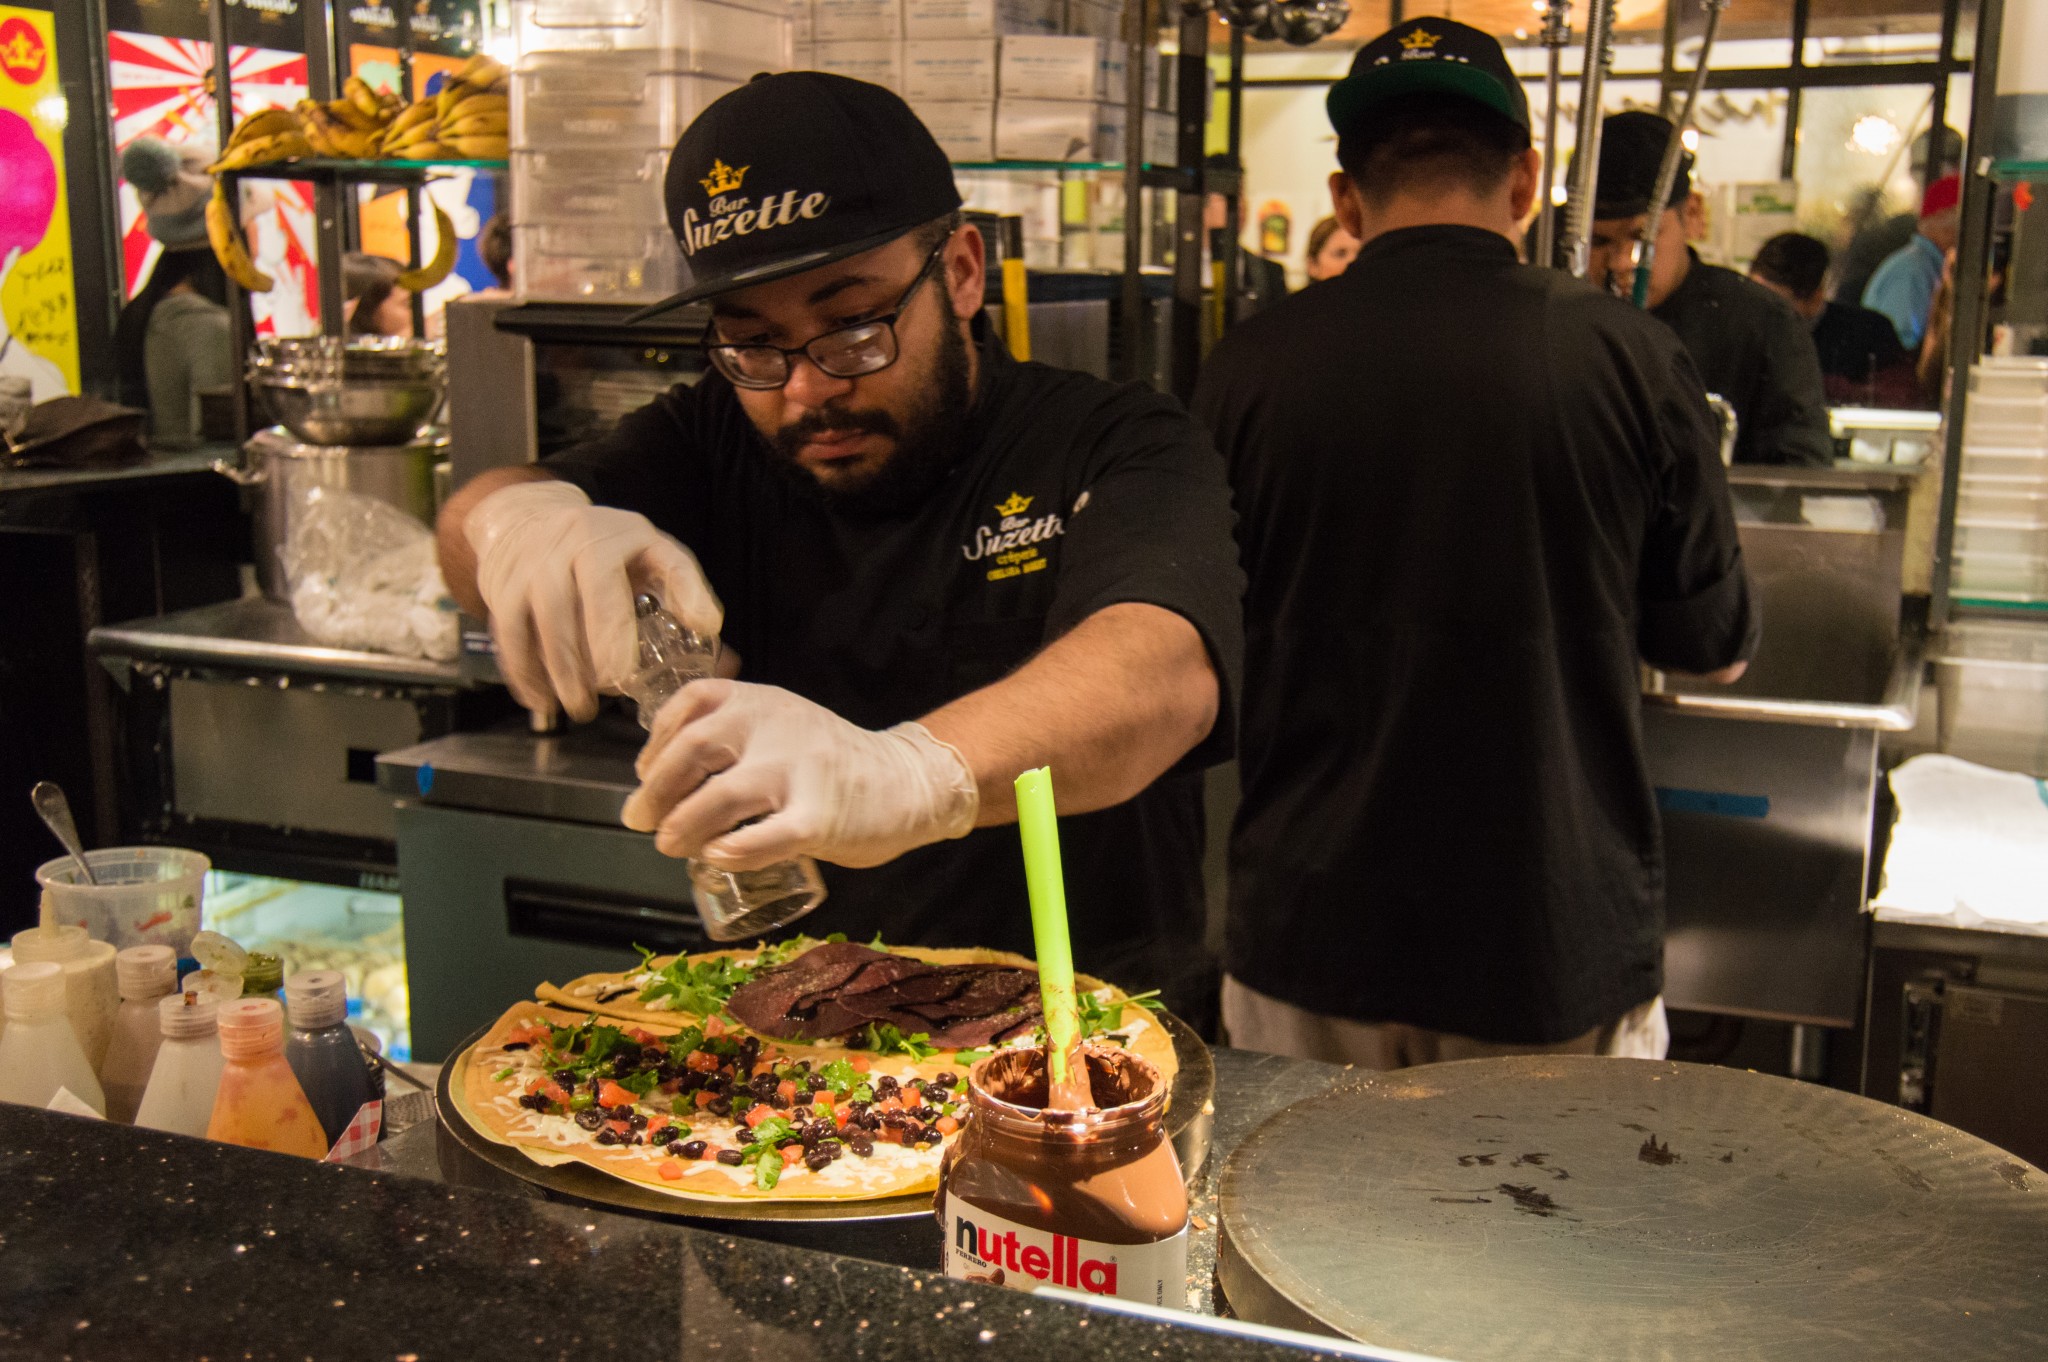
[1195,19,1760,1066]
[1584,112,1835,467]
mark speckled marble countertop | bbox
[0,1049,1372,1361]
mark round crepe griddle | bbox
[436,1006,1215,1227]
[1216,1056,2048,1361]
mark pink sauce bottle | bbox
[205,998,329,1159]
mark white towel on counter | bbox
[1875,754,2048,934]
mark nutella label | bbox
[943,1204,1187,1306]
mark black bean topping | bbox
[875,1075,899,1096]
[774,1134,805,1149]
[679,1139,708,1160]
[516,1092,548,1112]
[502,1041,530,1052]
[553,1068,578,1087]
[733,1126,755,1145]
[808,1119,837,1143]
[847,1132,874,1157]
[910,1105,937,1122]
[716,1148,744,1166]
[628,1113,648,1130]
[805,1072,828,1091]
[574,1108,605,1131]
[846,1101,871,1119]
[804,1148,833,1172]
[934,1072,957,1089]
[881,1111,912,1129]
[766,1092,789,1110]
[652,1125,681,1145]
[708,1096,733,1116]
[594,1129,619,1146]
[607,1105,633,1121]
[748,1073,777,1099]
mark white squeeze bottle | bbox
[11,924,120,1069]
[98,945,180,1122]
[134,992,227,1136]
[0,962,108,1114]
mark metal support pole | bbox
[1169,5,1209,401]
[1930,0,2007,624]
[209,0,254,442]
[1116,0,1146,383]
[1222,25,1246,330]
[1533,0,1570,269]
[1631,0,1727,307]
[1559,0,1616,278]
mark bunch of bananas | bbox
[204,181,273,292]
[208,107,312,173]
[383,55,510,162]
[297,76,405,159]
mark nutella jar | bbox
[937,1043,1187,1306]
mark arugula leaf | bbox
[1076,991,1125,1037]
[859,1022,937,1061]
[638,954,760,1015]
[492,1066,514,1082]
[951,1048,995,1065]
[868,931,888,950]
[582,1025,628,1069]
[619,1069,660,1097]
[1126,989,1164,1013]
[630,942,659,973]
[823,932,848,944]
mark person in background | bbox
[1582,111,1833,466]
[343,252,414,337]
[1195,19,1757,1069]
[1863,173,1961,352]
[1303,215,1360,282]
[112,138,233,448]
[1748,231,1916,407]
[476,214,514,297]
[1204,154,1289,314]
[1833,126,1963,307]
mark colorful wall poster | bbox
[0,6,77,398]
[107,31,319,336]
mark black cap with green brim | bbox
[1326,18,1530,139]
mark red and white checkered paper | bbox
[322,1100,383,1161]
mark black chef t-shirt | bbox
[543,317,1244,1029]
[1196,225,1759,1045]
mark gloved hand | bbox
[466,479,721,723]
[621,680,980,871]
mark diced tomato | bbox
[598,1081,638,1109]
[703,1016,726,1037]
[812,1091,834,1108]
[876,1096,903,1114]
[878,1126,903,1144]
[936,1115,959,1136]
[527,1078,570,1106]
[686,1050,720,1073]
[832,1108,849,1128]
[627,1028,659,1045]
[694,1090,716,1109]
[503,1025,548,1047]
[745,1104,777,1128]
[849,1055,871,1073]
[780,1144,804,1167]
[604,1120,631,1137]
[525,1078,546,1095]
[660,1079,682,1094]
[646,1115,669,1134]
[658,1160,685,1181]
[776,1080,799,1104]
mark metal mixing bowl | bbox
[250,336,446,386]
[254,376,445,447]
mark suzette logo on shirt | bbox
[678,158,830,257]
[964,492,1066,582]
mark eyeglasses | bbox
[705,236,952,391]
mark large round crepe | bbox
[537,942,1181,1088]
[455,1002,962,1203]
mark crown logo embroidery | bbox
[995,492,1033,517]
[700,159,748,196]
[1398,26,1441,50]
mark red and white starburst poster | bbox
[107,32,318,335]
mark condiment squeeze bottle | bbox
[1015,766,1089,1112]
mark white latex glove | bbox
[621,679,980,872]
[466,479,721,723]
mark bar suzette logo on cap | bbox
[700,159,748,196]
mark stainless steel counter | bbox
[0,443,230,496]
[376,720,638,825]
[90,595,469,689]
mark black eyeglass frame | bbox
[703,234,955,391]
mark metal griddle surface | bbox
[437,1007,1214,1227]
[1217,1056,2048,1362]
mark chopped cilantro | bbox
[670,1123,691,1140]
[868,931,888,950]
[819,1059,860,1094]
[582,1025,628,1068]
[492,1066,514,1082]
[755,1155,781,1190]
[823,932,848,944]
[619,1069,660,1097]
[666,1026,706,1061]
[849,1083,875,1104]
[858,1022,937,1061]
[671,1096,693,1116]
[637,954,760,1015]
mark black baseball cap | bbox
[626,73,963,321]
[1579,110,1693,219]
[1326,18,1530,139]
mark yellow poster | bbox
[0,5,77,397]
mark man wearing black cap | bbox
[436,74,1243,1027]
[1583,111,1833,467]
[1194,20,1758,1067]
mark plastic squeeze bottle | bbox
[134,992,227,1137]
[283,970,379,1148]
[207,998,329,1158]
[98,945,180,1122]
[0,962,107,1114]
[240,953,285,1002]
[11,924,120,1070]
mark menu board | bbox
[0,4,77,398]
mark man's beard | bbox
[761,322,975,519]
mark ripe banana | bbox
[440,110,507,138]
[204,183,273,293]
[382,117,441,152]
[391,139,449,161]
[210,130,312,171]
[344,75,386,121]
[325,96,384,134]
[396,201,459,292]
[442,133,509,160]
[227,108,299,147]
[457,53,508,88]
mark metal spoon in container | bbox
[30,781,95,886]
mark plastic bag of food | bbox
[280,486,458,660]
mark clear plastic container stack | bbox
[511,0,793,303]
[1954,357,2048,605]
